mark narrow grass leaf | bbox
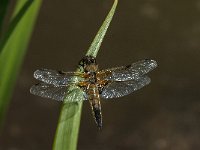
[0,0,42,127]
[53,0,118,150]
[86,0,118,57]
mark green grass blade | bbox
[0,0,42,126]
[0,1,34,54]
[0,0,10,36]
[53,0,118,150]
[86,0,118,57]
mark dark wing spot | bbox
[126,64,131,69]
[58,71,65,75]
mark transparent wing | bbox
[30,83,86,102]
[102,59,157,81]
[33,69,84,86]
[100,76,151,99]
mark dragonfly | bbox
[30,56,157,129]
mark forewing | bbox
[103,59,157,81]
[30,83,86,102]
[34,69,84,86]
[100,76,151,99]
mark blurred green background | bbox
[1,0,200,149]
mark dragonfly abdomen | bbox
[87,84,102,129]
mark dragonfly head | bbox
[79,56,98,72]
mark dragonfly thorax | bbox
[85,64,98,73]
[87,72,97,84]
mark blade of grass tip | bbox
[0,0,42,127]
[86,0,118,57]
[53,0,118,150]
[0,0,10,36]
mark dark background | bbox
[1,0,200,149]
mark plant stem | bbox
[53,0,118,150]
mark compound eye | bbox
[90,58,96,64]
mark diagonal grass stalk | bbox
[52,0,118,150]
[0,0,42,127]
